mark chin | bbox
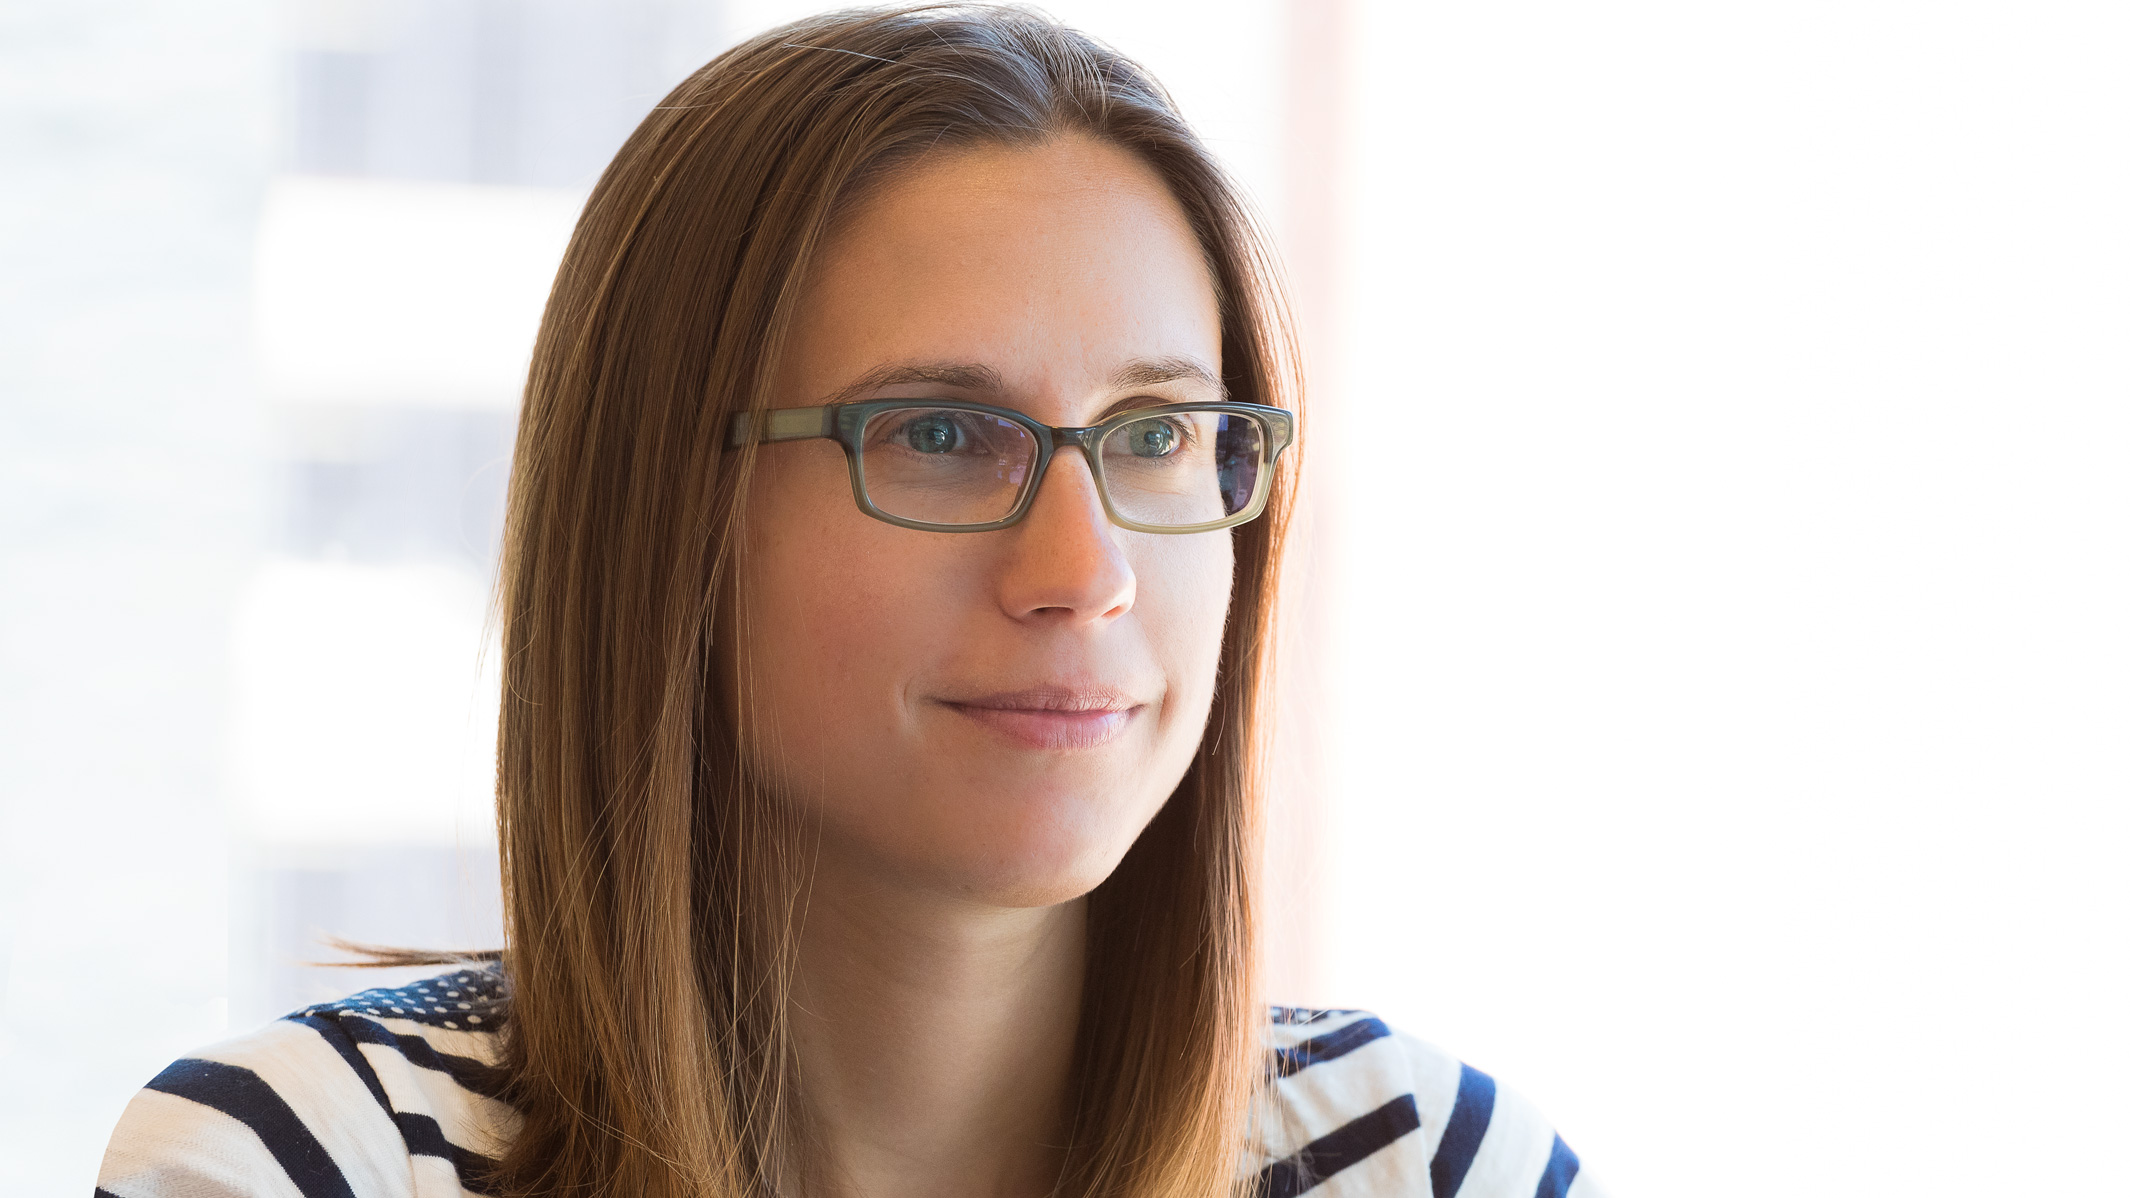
[842,787,1159,910]
[797,744,1188,910]
[890,808,1135,908]
[954,856,1124,910]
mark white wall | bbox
[1322,3,2130,1195]
[0,2,272,1192]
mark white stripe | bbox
[410,1151,476,1198]
[191,1019,416,1198]
[357,1034,521,1161]
[1262,1032,1412,1160]
[1453,1077,1558,1198]
[96,1086,308,1198]
[1255,1019,1455,1193]
[1315,1109,1432,1198]
[1389,1032,1469,1165]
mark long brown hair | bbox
[491,6,1300,1195]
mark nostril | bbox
[996,461,1137,624]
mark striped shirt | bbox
[97,968,1605,1197]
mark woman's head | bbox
[739,132,1237,910]
[496,6,1297,1195]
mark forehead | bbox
[777,134,1222,408]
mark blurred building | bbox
[234,0,732,1022]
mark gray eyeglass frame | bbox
[726,398,1296,534]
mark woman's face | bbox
[737,133,1232,910]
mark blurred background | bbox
[3,0,2125,1194]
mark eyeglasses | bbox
[727,399,1295,534]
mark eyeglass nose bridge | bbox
[1052,426,1106,453]
[1009,423,1115,526]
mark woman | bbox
[98,7,1601,1197]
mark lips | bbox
[939,687,1144,750]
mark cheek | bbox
[1138,532,1237,725]
[733,451,928,757]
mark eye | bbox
[1123,418,1184,458]
[897,414,965,454]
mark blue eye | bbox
[901,415,963,454]
[1125,420,1181,458]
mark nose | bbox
[995,445,1135,625]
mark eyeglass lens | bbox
[858,407,1267,528]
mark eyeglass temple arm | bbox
[727,406,835,448]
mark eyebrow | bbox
[1107,356,1228,400]
[822,356,1228,408]
[824,362,1005,405]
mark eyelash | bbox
[1123,414,1197,450]
[861,401,1211,441]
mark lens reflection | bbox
[858,405,1268,530]
[860,407,1035,525]
[1100,411,1265,528]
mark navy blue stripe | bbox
[1532,1133,1581,1198]
[1430,1064,1497,1198]
[298,1012,511,1101]
[1258,1093,1421,1198]
[394,1110,502,1194]
[290,1015,502,1194]
[288,1016,395,1112]
[143,1059,356,1198]
[1274,1016,1392,1078]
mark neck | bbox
[785,852,1085,1198]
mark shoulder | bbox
[1252,1007,1607,1198]
[96,966,516,1198]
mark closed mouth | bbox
[939,687,1144,750]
